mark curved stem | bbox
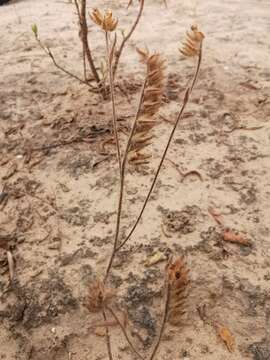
[148,278,170,360]
[106,31,122,174]
[107,307,144,360]
[116,45,203,251]
[112,0,145,77]
[102,309,114,360]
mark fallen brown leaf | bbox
[223,229,250,246]
[218,326,235,352]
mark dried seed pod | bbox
[90,8,118,32]
[180,25,204,57]
[166,257,190,325]
[86,280,116,313]
[128,49,166,164]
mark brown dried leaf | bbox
[86,280,116,313]
[218,326,235,352]
[180,25,204,57]
[223,229,250,246]
[90,8,118,32]
[166,257,190,325]
[129,50,166,164]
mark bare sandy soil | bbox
[0,0,270,359]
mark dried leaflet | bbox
[166,257,190,325]
[218,326,235,352]
[90,8,118,32]
[223,229,251,246]
[86,280,116,313]
[180,24,205,57]
[128,49,166,164]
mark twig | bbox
[105,31,122,173]
[117,42,203,251]
[73,0,87,82]
[166,158,203,182]
[107,307,144,360]
[102,309,114,360]
[77,0,101,88]
[112,0,145,77]
[36,37,94,88]
[148,276,170,360]
[7,250,15,282]
[104,77,147,282]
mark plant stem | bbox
[148,278,170,360]
[36,38,94,88]
[104,77,147,282]
[79,0,101,87]
[102,309,114,360]
[107,307,144,360]
[112,0,145,78]
[106,31,122,173]
[116,45,203,251]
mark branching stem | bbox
[112,0,145,77]
[117,44,203,251]
[104,76,147,282]
[107,307,144,360]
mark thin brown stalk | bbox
[37,39,94,88]
[102,309,114,360]
[79,0,101,87]
[105,31,122,173]
[107,307,144,360]
[73,0,88,82]
[104,77,147,282]
[112,0,145,77]
[148,277,170,360]
[117,43,203,251]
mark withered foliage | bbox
[128,49,166,164]
[180,25,205,57]
[166,257,190,325]
[90,8,118,32]
[86,280,116,313]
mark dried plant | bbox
[179,24,205,57]
[116,25,204,252]
[32,1,145,98]
[128,49,166,164]
[148,257,189,360]
[90,8,118,32]
[86,280,116,313]
[167,257,190,325]
[98,25,204,360]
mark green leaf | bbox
[31,24,38,37]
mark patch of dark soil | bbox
[249,339,270,360]
[160,205,201,236]
[0,272,77,330]
[61,206,90,227]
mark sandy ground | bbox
[0,0,270,359]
